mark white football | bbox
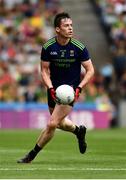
[56,85,75,105]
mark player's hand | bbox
[49,87,60,104]
[74,87,82,101]
[49,87,56,100]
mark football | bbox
[56,85,75,105]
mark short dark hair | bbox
[54,12,71,28]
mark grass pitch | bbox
[0,128,126,179]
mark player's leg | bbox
[17,91,54,163]
[49,106,87,154]
[58,118,87,154]
[17,104,72,163]
[49,108,87,154]
[58,117,76,132]
[49,106,78,132]
[49,107,79,135]
[37,104,72,147]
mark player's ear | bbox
[56,27,60,33]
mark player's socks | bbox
[73,125,79,135]
[28,144,42,158]
[17,144,41,163]
[33,144,42,154]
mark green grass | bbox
[0,128,126,179]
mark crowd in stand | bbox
[0,0,117,124]
[0,0,61,103]
[92,0,126,100]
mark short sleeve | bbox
[80,47,90,61]
[41,47,49,61]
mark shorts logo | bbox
[50,51,57,55]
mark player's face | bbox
[57,18,73,38]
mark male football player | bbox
[17,12,94,163]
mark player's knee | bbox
[47,121,57,131]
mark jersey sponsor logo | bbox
[50,51,58,55]
[70,50,74,57]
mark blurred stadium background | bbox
[0,0,126,179]
[0,0,126,129]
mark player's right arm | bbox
[40,45,53,89]
[40,61,53,89]
[40,46,58,101]
[40,61,58,102]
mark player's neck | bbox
[56,36,70,46]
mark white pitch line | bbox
[0,149,26,153]
[0,168,37,171]
[1,167,126,171]
[48,168,126,171]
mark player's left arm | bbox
[79,59,94,89]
